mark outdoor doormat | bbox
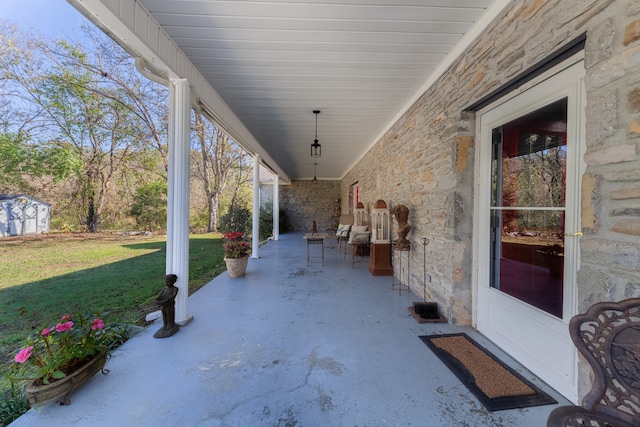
[419,333,557,411]
[408,302,447,323]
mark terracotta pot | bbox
[224,255,249,278]
[25,351,108,407]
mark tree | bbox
[218,203,251,234]
[81,24,169,174]
[191,110,251,232]
[0,132,79,194]
[129,181,167,231]
[1,25,168,231]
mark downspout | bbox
[134,58,170,88]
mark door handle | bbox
[564,231,583,236]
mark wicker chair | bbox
[547,298,640,427]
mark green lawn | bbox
[0,233,226,375]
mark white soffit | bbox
[72,0,509,180]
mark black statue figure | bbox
[153,274,179,338]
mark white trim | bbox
[166,78,193,326]
[473,59,586,403]
[273,173,280,241]
[251,155,261,259]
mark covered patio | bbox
[11,0,639,415]
[10,233,566,426]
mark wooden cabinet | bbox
[369,242,392,276]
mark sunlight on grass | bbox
[0,235,165,288]
[0,233,226,384]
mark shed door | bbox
[476,61,585,402]
[10,205,23,236]
[0,204,8,236]
[24,205,37,234]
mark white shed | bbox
[0,194,51,237]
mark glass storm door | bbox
[490,97,567,318]
[476,60,585,402]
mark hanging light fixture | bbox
[313,163,318,181]
[310,110,321,158]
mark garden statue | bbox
[153,274,179,338]
[393,204,411,244]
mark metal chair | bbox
[546,298,640,427]
[336,214,354,253]
[345,225,370,267]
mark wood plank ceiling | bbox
[139,0,498,180]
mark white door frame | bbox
[472,55,586,403]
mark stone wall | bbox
[276,180,341,232]
[578,0,640,310]
[342,0,640,330]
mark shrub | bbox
[259,202,287,240]
[218,203,251,235]
[129,182,167,231]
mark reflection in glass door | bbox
[490,98,567,318]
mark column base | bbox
[177,315,194,327]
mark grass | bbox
[0,232,227,385]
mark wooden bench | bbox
[547,298,640,427]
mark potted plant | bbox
[10,313,130,407]
[222,231,251,278]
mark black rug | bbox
[419,333,557,411]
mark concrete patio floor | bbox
[11,232,569,427]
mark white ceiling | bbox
[138,0,501,180]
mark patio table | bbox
[303,232,327,266]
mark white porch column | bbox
[167,78,193,326]
[251,154,260,259]
[272,173,279,241]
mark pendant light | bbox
[310,110,321,158]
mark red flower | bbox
[223,231,244,240]
[91,318,105,330]
[222,231,251,258]
[55,321,74,333]
[14,346,33,363]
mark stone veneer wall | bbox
[342,0,640,332]
[275,180,341,232]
